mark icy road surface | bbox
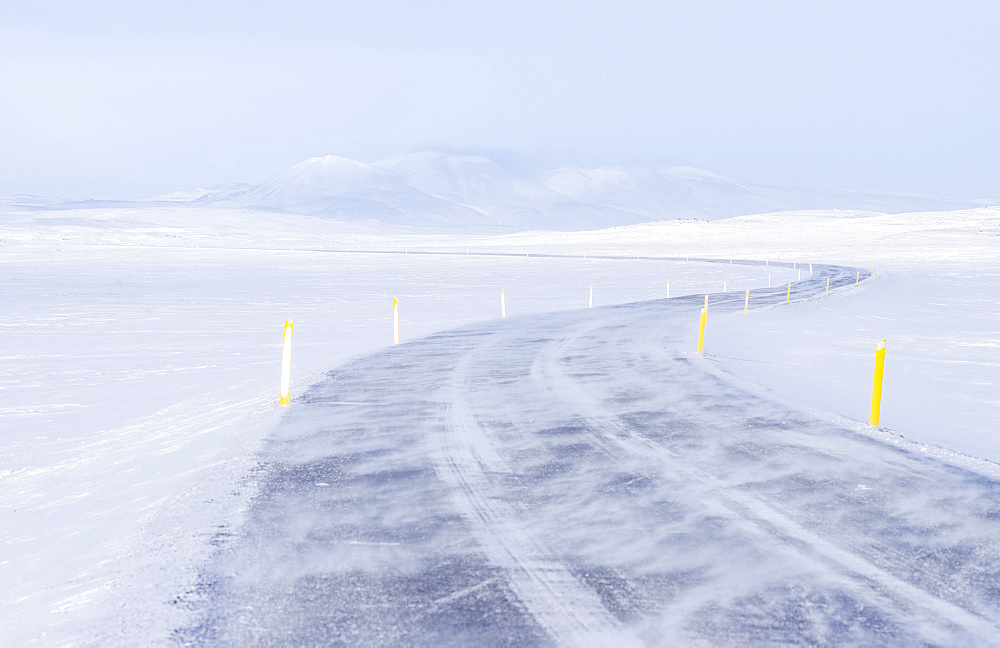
[184,263,1000,645]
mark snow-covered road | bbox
[183,262,1000,645]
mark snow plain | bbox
[1,204,998,644]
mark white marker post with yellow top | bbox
[393,298,400,345]
[279,319,293,406]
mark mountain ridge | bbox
[4,152,990,230]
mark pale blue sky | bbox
[1,1,998,199]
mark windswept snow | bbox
[1,203,998,644]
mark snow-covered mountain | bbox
[196,155,486,228]
[375,152,544,203]
[5,152,987,229]
[197,153,979,229]
[541,165,770,221]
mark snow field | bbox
[0,240,792,644]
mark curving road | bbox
[182,262,1000,646]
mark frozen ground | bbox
[1,205,998,644]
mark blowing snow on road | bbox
[181,262,1000,645]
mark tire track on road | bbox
[524,271,1000,641]
[435,328,629,646]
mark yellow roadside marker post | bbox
[697,308,707,354]
[786,283,791,302]
[744,289,749,313]
[870,340,887,426]
[500,289,506,319]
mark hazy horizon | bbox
[8,150,995,205]
[2,1,998,201]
